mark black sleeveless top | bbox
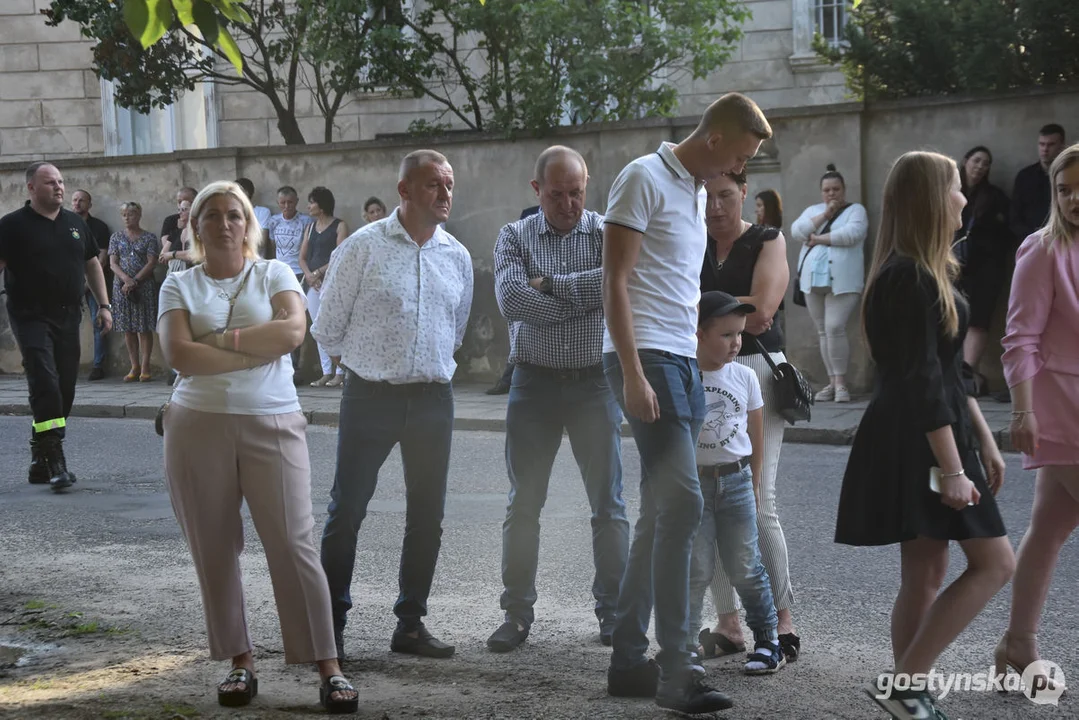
[699,223,785,356]
[304,218,341,270]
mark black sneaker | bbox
[607,659,659,698]
[864,684,949,720]
[655,673,734,715]
[390,624,455,659]
[88,366,105,381]
[486,621,528,652]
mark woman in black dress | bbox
[953,146,1013,393]
[835,151,1015,720]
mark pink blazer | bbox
[1002,231,1079,389]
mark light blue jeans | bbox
[689,464,778,646]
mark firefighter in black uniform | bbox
[0,162,113,491]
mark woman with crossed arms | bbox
[158,181,358,713]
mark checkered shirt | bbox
[494,209,604,369]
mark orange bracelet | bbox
[233,329,240,352]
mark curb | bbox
[1,403,1015,451]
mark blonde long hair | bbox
[186,181,264,264]
[1040,143,1079,253]
[864,151,962,337]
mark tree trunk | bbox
[275,111,307,145]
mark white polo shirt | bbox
[602,142,706,358]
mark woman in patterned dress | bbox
[108,201,160,381]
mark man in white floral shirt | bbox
[313,149,473,662]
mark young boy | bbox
[689,291,785,675]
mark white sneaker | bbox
[834,386,851,403]
[814,385,835,402]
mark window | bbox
[814,0,849,48]
[100,80,217,156]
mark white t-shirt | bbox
[253,206,272,231]
[266,213,312,273]
[158,259,305,415]
[602,142,706,358]
[696,363,763,466]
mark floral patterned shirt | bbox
[311,208,474,384]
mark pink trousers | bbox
[163,403,337,663]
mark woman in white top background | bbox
[157,181,357,713]
[791,165,869,403]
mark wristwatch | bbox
[99,303,112,311]
[539,276,553,295]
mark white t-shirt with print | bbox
[266,213,312,273]
[696,362,763,466]
[158,259,305,415]
[601,142,707,358]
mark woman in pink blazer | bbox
[996,143,1079,692]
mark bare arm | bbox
[748,407,764,508]
[298,224,313,278]
[603,223,660,422]
[335,221,349,245]
[603,224,645,381]
[739,233,790,335]
[159,309,268,376]
[110,254,132,285]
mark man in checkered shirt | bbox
[486,146,629,653]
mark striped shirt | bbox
[494,209,604,369]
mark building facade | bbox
[0,0,850,160]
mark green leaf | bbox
[217,25,244,74]
[191,0,219,44]
[173,0,195,25]
[212,0,253,25]
[122,0,149,45]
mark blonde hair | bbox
[187,181,263,264]
[694,93,773,141]
[1040,143,1079,252]
[864,151,962,337]
[120,201,142,213]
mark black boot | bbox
[39,433,76,492]
[28,436,49,484]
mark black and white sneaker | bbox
[864,684,949,720]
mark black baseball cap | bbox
[698,291,755,327]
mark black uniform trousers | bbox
[8,303,82,438]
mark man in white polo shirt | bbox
[601,92,772,716]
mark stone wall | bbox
[0,0,102,162]
[1,87,1076,391]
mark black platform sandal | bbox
[218,667,258,707]
[320,674,359,715]
[779,633,801,662]
[699,628,747,659]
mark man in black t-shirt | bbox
[72,189,112,380]
[1010,124,1066,242]
[0,163,113,492]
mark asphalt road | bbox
[0,416,1076,719]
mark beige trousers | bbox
[163,403,337,663]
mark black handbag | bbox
[750,336,814,425]
[791,251,809,307]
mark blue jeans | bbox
[603,350,706,678]
[689,465,777,646]
[320,374,454,636]
[500,365,629,631]
[84,291,107,368]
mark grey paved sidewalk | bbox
[0,374,1018,449]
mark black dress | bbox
[834,255,1006,546]
[954,182,1013,330]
